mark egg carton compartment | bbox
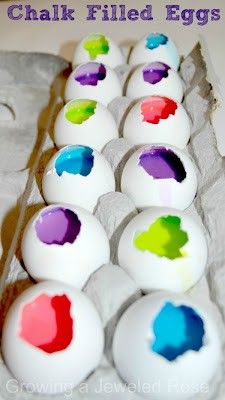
[0,52,70,278]
[0,43,225,400]
[0,52,70,172]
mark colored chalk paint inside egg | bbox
[141,97,178,124]
[151,301,205,361]
[146,33,168,50]
[83,34,109,59]
[143,62,171,85]
[65,99,97,124]
[138,146,186,182]
[134,215,188,260]
[55,146,94,177]
[74,63,106,86]
[19,293,73,354]
[35,207,81,246]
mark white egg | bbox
[118,207,207,293]
[126,62,183,103]
[123,96,191,149]
[54,99,118,152]
[21,204,110,288]
[2,281,104,394]
[72,33,125,69]
[129,33,180,70]
[64,62,122,106]
[121,144,197,210]
[113,292,221,400]
[42,145,115,213]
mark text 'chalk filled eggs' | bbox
[73,33,125,69]
[123,96,191,149]
[121,145,197,210]
[118,207,207,293]
[54,99,118,152]
[2,281,104,394]
[64,62,122,106]
[42,145,115,212]
[113,292,221,400]
[22,204,110,288]
[126,62,183,102]
[129,33,180,70]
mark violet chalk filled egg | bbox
[121,144,197,210]
[118,207,207,293]
[113,292,221,400]
[72,33,125,69]
[21,204,110,288]
[126,62,183,102]
[2,281,104,394]
[54,99,118,152]
[129,33,180,70]
[123,96,191,149]
[64,62,122,106]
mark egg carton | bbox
[0,51,70,286]
[0,43,225,400]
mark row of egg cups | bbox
[66,29,184,108]
[1,145,221,398]
[2,201,221,399]
[2,38,221,399]
[64,58,184,108]
[60,35,188,153]
[2,202,221,398]
[72,32,180,71]
[63,35,220,398]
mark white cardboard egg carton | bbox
[0,44,225,400]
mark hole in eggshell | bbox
[134,215,188,260]
[141,96,178,125]
[139,146,186,183]
[35,207,81,246]
[151,302,205,361]
[145,33,168,50]
[83,34,110,59]
[55,146,94,177]
[65,99,97,124]
[19,294,74,354]
[142,62,171,85]
[74,62,106,86]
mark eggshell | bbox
[64,62,122,106]
[54,99,118,152]
[21,204,110,288]
[42,145,115,213]
[73,33,125,69]
[113,292,221,400]
[126,62,183,102]
[123,96,191,149]
[118,207,207,293]
[2,281,104,394]
[129,33,180,70]
[121,144,197,210]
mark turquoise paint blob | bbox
[151,302,204,361]
[55,146,94,177]
[146,33,168,50]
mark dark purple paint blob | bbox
[74,62,106,86]
[35,207,81,246]
[139,146,186,182]
[143,62,171,85]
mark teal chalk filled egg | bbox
[129,33,180,70]
[113,292,221,400]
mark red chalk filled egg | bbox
[123,96,191,149]
[2,281,104,394]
